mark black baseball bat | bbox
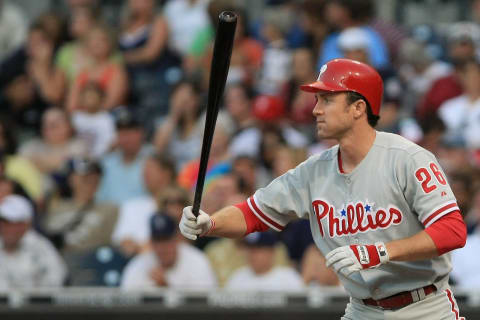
[192,11,237,217]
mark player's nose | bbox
[312,103,324,117]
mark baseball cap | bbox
[114,107,141,129]
[338,27,370,51]
[252,95,285,121]
[447,22,480,45]
[0,195,33,222]
[150,213,177,241]
[244,232,277,247]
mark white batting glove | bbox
[325,242,389,277]
[179,206,215,240]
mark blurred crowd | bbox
[0,0,480,292]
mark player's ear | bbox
[352,99,367,119]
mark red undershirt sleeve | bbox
[234,201,270,235]
[424,210,467,256]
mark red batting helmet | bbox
[300,58,383,115]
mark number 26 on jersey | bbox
[415,162,447,194]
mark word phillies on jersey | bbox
[312,199,403,238]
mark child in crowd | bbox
[71,82,116,159]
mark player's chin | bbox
[316,127,332,140]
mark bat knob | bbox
[219,11,237,23]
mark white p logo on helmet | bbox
[318,64,328,80]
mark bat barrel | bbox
[192,12,237,217]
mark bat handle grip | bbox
[192,200,201,217]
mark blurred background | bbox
[0,0,480,319]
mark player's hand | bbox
[179,206,215,240]
[325,242,389,276]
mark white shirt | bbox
[0,230,67,289]
[438,95,480,149]
[163,0,210,55]
[121,243,217,290]
[0,2,27,60]
[451,231,480,289]
[225,266,304,292]
[111,196,156,246]
[257,41,292,95]
[72,111,116,158]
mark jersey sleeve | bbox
[249,160,311,232]
[402,150,459,227]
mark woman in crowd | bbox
[19,107,87,179]
[119,0,181,126]
[66,24,128,112]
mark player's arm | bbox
[326,211,466,276]
[179,202,271,240]
[387,210,466,261]
[180,157,311,240]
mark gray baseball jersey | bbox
[247,131,459,300]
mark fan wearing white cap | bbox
[337,27,374,67]
[0,195,67,289]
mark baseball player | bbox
[180,58,467,319]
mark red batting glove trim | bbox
[350,244,381,269]
[200,218,215,237]
[235,201,269,235]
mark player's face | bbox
[312,92,355,140]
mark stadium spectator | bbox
[253,95,309,150]
[437,57,480,152]
[318,0,390,70]
[435,134,474,176]
[0,176,30,202]
[71,82,116,158]
[398,37,451,114]
[156,184,190,223]
[163,0,210,56]
[256,7,293,95]
[177,115,234,190]
[35,11,67,50]
[55,4,103,86]
[95,109,150,205]
[153,80,204,171]
[224,83,260,158]
[0,22,65,138]
[417,22,479,120]
[271,145,307,179]
[19,107,87,182]
[285,48,317,135]
[42,157,118,252]
[204,235,291,288]
[231,155,271,196]
[121,213,217,289]
[201,173,243,215]
[0,195,67,289]
[111,153,176,256]
[119,0,181,125]
[191,5,263,87]
[299,0,328,56]
[0,118,43,201]
[225,232,304,292]
[66,24,128,112]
